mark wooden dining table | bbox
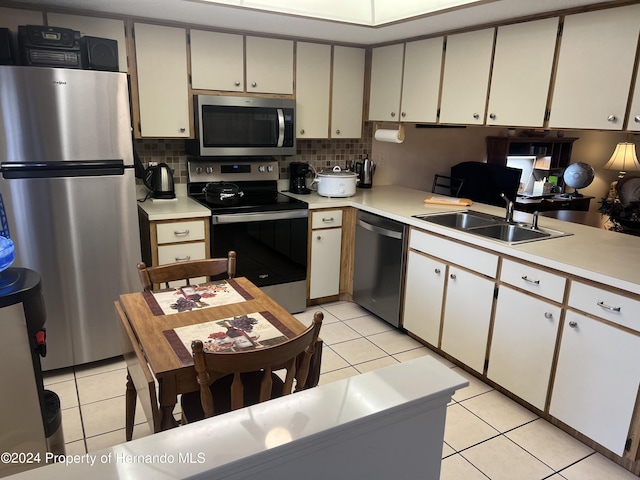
[115,277,323,439]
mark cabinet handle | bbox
[568,321,578,328]
[434,268,441,274]
[316,235,321,240]
[635,115,640,123]
[173,229,190,237]
[300,129,305,135]
[473,113,480,119]
[489,113,496,120]
[521,275,540,285]
[322,217,334,223]
[335,129,341,135]
[235,81,241,87]
[544,312,553,319]
[175,255,191,262]
[607,114,617,123]
[251,82,257,87]
[597,300,621,313]
[450,273,457,280]
[390,112,396,117]
[179,127,186,132]
[401,112,406,117]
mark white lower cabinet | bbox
[440,266,495,374]
[487,286,560,410]
[309,210,343,299]
[550,311,640,456]
[402,251,445,346]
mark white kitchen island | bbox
[7,357,467,480]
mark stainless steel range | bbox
[188,159,308,313]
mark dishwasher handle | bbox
[357,218,403,239]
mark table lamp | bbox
[603,142,640,179]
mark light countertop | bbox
[285,186,640,296]
[137,196,211,221]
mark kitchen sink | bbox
[412,210,571,245]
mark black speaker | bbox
[0,28,14,65]
[81,36,118,71]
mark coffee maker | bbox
[289,162,311,194]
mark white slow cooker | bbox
[312,166,359,197]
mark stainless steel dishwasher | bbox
[353,210,406,327]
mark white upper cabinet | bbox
[190,30,244,91]
[627,63,640,132]
[331,46,365,138]
[549,4,640,130]
[487,17,558,127]
[368,44,404,122]
[134,23,190,138]
[439,28,494,125]
[296,42,331,139]
[400,38,443,123]
[245,36,294,95]
[46,13,128,72]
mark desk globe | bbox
[563,162,595,197]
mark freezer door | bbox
[0,170,141,370]
[0,66,133,165]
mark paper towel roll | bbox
[374,128,404,143]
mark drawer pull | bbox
[450,273,457,280]
[434,268,441,274]
[173,229,190,237]
[568,321,578,328]
[322,217,334,223]
[597,301,621,313]
[521,275,540,285]
[175,256,191,262]
[544,312,553,319]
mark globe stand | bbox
[567,189,584,198]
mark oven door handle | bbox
[277,108,285,147]
[212,209,308,224]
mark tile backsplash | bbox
[134,123,373,184]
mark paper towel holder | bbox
[374,123,405,143]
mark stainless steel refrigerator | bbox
[0,66,141,371]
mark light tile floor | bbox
[43,301,637,479]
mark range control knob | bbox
[205,166,213,174]
[195,166,203,175]
[258,165,266,173]
[267,165,274,172]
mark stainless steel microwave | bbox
[187,95,296,157]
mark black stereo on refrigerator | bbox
[18,25,81,68]
[81,36,119,71]
[0,28,14,65]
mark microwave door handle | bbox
[277,108,285,147]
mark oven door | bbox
[210,210,308,313]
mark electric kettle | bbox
[356,156,376,189]
[143,163,176,199]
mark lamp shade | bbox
[603,142,640,176]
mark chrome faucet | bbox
[500,193,514,223]
[532,211,540,230]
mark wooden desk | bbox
[116,277,322,436]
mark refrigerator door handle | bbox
[1,160,126,179]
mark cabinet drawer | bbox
[311,210,343,229]
[568,281,640,332]
[500,259,566,303]
[156,220,206,244]
[157,242,206,265]
[409,228,498,278]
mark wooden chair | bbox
[180,311,323,423]
[432,174,465,197]
[137,251,236,291]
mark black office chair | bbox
[432,174,465,197]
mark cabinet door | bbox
[296,42,331,139]
[487,18,558,127]
[309,228,341,299]
[440,266,495,373]
[246,36,293,94]
[550,312,640,455]
[46,13,128,72]
[331,46,365,138]
[134,23,190,138]
[549,4,640,130]
[628,63,640,132]
[487,287,560,410]
[400,38,443,123]
[439,28,494,125]
[403,251,445,346]
[368,43,404,121]
[190,30,244,91]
